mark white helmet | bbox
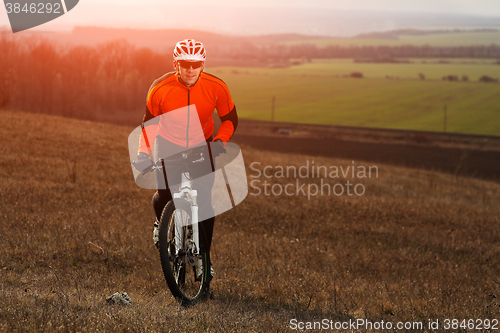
[173,39,206,61]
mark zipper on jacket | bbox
[186,89,190,147]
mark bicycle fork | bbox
[173,172,201,271]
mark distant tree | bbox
[97,40,135,111]
[58,45,100,117]
[28,40,60,113]
[0,69,14,108]
[442,75,458,82]
[131,47,165,81]
[461,75,469,82]
[0,31,19,108]
[350,72,364,78]
[479,75,499,83]
[418,73,426,80]
[99,40,134,79]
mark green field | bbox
[284,30,500,47]
[211,58,500,81]
[211,59,500,136]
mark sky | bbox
[82,0,500,15]
[2,0,500,36]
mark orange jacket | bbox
[139,71,238,154]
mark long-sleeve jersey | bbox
[138,71,238,155]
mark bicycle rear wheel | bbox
[158,199,211,306]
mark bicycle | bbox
[142,145,214,306]
[130,127,248,305]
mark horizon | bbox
[3,24,500,38]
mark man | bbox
[132,39,238,280]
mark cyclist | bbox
[132,39,238,281]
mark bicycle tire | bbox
[158,199,211,306]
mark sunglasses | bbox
[177,60,204,69]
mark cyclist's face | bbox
[174,60,204,86]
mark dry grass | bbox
[1,110,499,332]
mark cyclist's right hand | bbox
[210,139,226,158]
[131,152,153,172]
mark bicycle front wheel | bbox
[158,199,211,306]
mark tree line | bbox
[2,31,500,125]
[0,33,168,125]
[229,43,500,63]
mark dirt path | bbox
[233,131,500,181]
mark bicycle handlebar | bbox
[140,146,207,176]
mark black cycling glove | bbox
[131,152,153,172]
[210,139,226,158]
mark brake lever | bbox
[141,160,163,175]
[192,156,205,163]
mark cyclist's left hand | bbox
[131,152,153,172]
[210,139,226,158]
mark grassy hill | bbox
[1,110,500,331]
